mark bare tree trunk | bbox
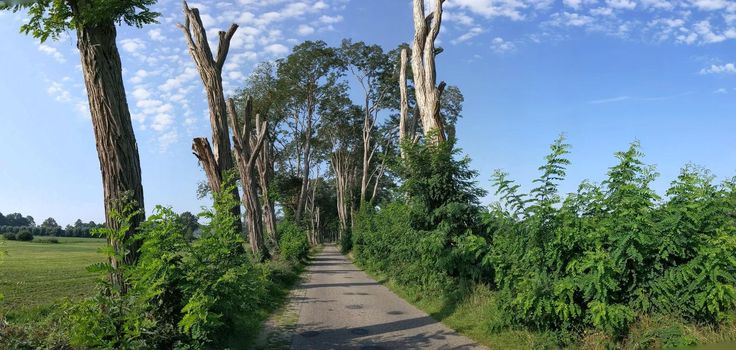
[76,19,145,292]
[399,48,410,159]
[331,151,353,240]
[411,0,447,144]
[228,97,268,258]
[360,97,373,205]
[179,1,241,228]
[295,93,314,222]
[256,132,277,244]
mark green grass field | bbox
[0,237,106,320]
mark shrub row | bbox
[3,230,33,241]
[10,183,315,349]
[0,225,94,238]
[352,137,736,346]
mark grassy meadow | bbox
[0,237,105,321]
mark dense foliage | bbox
[351,136,736,346]
[277,220,310,264]
[59,182,310,349]
[353,138,487,295]
[0,213,104,238]
[15,230,33,242]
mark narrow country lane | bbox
[290,245,486,350]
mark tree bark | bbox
[228,97,268,258]
[179,1,241,228]
[295,92,315,222]
[330,151,353,240]
[399,47,411,159]
[76,19,145,292]
[255,126,277,245]
[411,0,447,144]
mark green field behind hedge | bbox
[0,237,106,319]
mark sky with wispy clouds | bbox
[1,0,734,225]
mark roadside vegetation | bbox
[1,0,734,349]
[351,136,736,349]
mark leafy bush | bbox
[66,183,275,349]
[353,138,488,295]
[278,220,310,264]
[358,135,736,346]
[339,228,352,254]
[3,232,16,240]
[486,138,736,340]
[35,237,59,244]
[16,229,33,241]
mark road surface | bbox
[290,245,485,350]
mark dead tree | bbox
[255,123,277,245]
[179,1,241,227]
[227,97,268,257]
[411,0,447,144]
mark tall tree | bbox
[339,40,393,206]
[41,217,60,229]
[178,1,241,229]
[6,1,155,282]
[276,41,343,222]
[177,211,199,241]
[411,0,447,143]
[323,100,363,239]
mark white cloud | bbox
[549,12,595,27]
[445,0,528,21]
[158,130,179,151]
[148,28,166,41]
[700,63,736,74]
[132,87,151,100]
[607,0,637,10]
[159,67,198,92]
[319,15,343,24]
[264,43,289,56]
[491,37,516,53]
[152,113,174,132]
[691,0,729,11]
[47,81,71,102]
[641,0,674,9]
[453,27,484,43]
[714,87,728,94]
[563,0,596,9]
[297,24,315,35]
[130,69,151,84]
[120,38,146,53]
[444,11,475,26]
[38,44,66,63]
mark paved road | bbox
[290,245,485,350]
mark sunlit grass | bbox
[0,236,106,320]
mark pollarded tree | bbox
[228,97,269,258]
[178,1,242,231]
[237,62,281,244]
[411,0,447,144]
[4,1,154,280]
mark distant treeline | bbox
[0,212,103,238]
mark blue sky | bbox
[0,0,734,226]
